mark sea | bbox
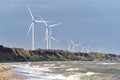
[11,61,120,80]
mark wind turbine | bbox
[26,5,44,50]
[70,41,75,52]
[48,23,61,49]
[83,46,90,53]
[86,46,90,53]
[71,41,82,52]
[97,47,101,53]
[74,43,83,52]
[67,40,71,51]
[80,44,86,52]
[40,17,61,49]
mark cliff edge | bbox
[0,45,119,62]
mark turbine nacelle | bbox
[32,20,35,22]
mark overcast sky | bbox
[0,0,120,54]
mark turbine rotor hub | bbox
[32,20,35,22]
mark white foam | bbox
[12,63,101,80]
[84,72,99,76]
[51,66,61,68]
[67,72,100,80]
[12,64,67,80]
[43,64,55,67]
[60,65,65,67]
[96,62,117,65]
[47,74,66,80]
[66,68,79,71]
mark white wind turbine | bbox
[86,46,90,53]
[49,23,61,49]
[83,46,90,53]
[71,41,82,52]
[26,5,44,50]
[70,41,75,52]
[40,17,61,49]
[74,44,83,52]
[80,44,86,52]
[97,47,101,53]
[67,40,72,51]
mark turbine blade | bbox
[49,23,62,28]
[39,16,48,26]
[51,36,59,43]
[49,27,52,36]
[27,5,34,20]
[35,20,43,23]
[39,16,43,21]
[26,22,33,36]
[35,20,50,23]
[44,21,48,27]
[36,17,50,23]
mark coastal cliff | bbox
[0,45,119,62]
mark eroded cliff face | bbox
[0,45,119,62]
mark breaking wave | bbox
[11,61,120,80]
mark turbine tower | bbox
[67,40,71,51]
[26,5,44,50]
[71,41,75,52]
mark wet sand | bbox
[0,64,23,80]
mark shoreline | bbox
[0,64,24,80]
[0,61,119,80]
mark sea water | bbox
[11,61,120,80]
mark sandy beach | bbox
[0,64,23,80]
